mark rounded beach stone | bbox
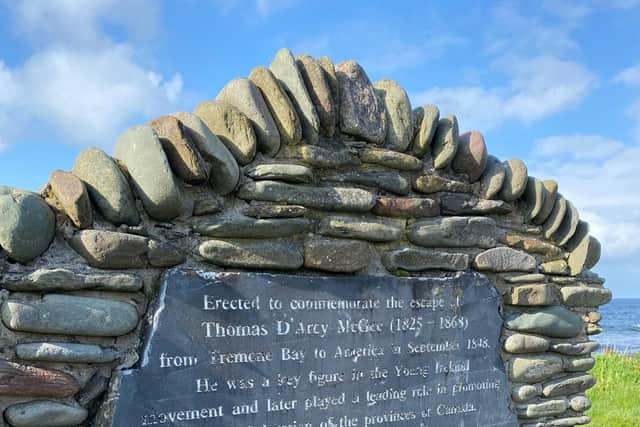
[48,170,93,228]
[270,48,320,144]
[5,400,88,427]
[565,221,590,275]
[194,100,257,165]
[335,60,387,144]
[584,236,601,270]
[508,354,564,383]
[503,334,550,354]
[69,229,148,268]
[171,112,240,195]
[560,285,612,307]
[217,77,280,156]
[304,236,371,273]
[511,384,539,403]
[0,187,55,263]
[479,155,506,199]
[198,239,303,270]
[543,194,568,239]
[451,131,487,182]
[249,66,302,145]
[245,163,313,183]
[72,147,139,225]
[473,247,536,272]
[522,177,545,221]
[373,78,413,151]
[296,54,336,138]
[432,115,459,169]
[113,125,183,221]
[553,200,579,246]
[318,215,402,242]
[382,248,470,272]
[16,342,116,363]
[505,305,583,338]
[316,56,339,117]
[532,180,558,225]
[542,374,596,398]
[411,105,439,157]
[570,395,591,412]
[500,158,528,201]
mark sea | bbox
[596,298,640,354]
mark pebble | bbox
[16,342,116,363]
[499,159,528,201]
[560,285,612,307]
[451,131,487,182]
[318,215,403,242]
[511,384,539,403]
[413,175,472,194]
[382,248,470,272]
[304,236,371,273]
[541,373,596,397]
[503,334,550,353]
[297,54,336,138]
[193,216,309,238]
[505,305,583,338]
[408,216,498,248]
[374,78,413,151]
[522,177,545,221]
[411,105,439,157]
[479,155,506,199]
[473,247,537,272]
[5,400,87,427]
[359,147,422,170]
[542,194,567,239]
[48,170,92,228]
[432,115,459,169]
[508,354,564,383]
[0,268,142,292]
[570,395,592,412]
[532,180,558,225]
[198,239,303,270]
[440,194,512,215]
[245,163,313,183]
[372,196,439,218]
[507,283,555,306]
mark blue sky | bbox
[0,1,639,297]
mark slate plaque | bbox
[112,269,517,426]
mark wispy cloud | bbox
[614,64,640,86]
[212,0,298,19]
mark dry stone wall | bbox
[0,47,609,427]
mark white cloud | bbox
[212,0,298,19]
[615,64,640,87]
[534,135,625,160]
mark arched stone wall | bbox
[0,48,609,427]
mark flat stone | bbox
[246,163,313,183]
[412,105,439,157]
[193,197,223,216]
[508,354,564,383]
[5,400,88,427]
[542,194,567,239]
[324,171,410,195]
[549,341,599,355]
[503,334,550,353]
[413,175,472,194]
[193,100,257,165]
[283,144,359,168]
[48,170,92,228]
[270,48,320,144]
[72,148,140,225]
[237,180,375,212]
[505,305,583,338]
[113,125,183,221]
[249,65,302,145]
[372,196,439,218]
[171,112,240,195]
[2,294,138,336]
[545,416,591,427]
[242,203,306,219]
[316,56,339,120]
[335,60,387,144]
[501,234,562,256]
[0,268,142,292]
[560,285,612,307]
[473,247,537,272]
[507,283,555,306]
[382,248,469,272]
[16,342,116,363]
[479,155,506,199]
[517,399,568,418]
[359,147,422,171]
[0,187,55,263]
[193,216,309,238]
[217,78,280,156]
[587,323,602,335]
[584,237,601,270]
[432,115,459,169]
[540,260,569,275]
[149,115,208,184]
[565,221,590,275]
[408,216,499,248]
[542,374,596,397]
[553,200,579,246]
[374,79,413,151]
[522,177,545,222]
[532,180,558,225]
[198,239,303,270]
[452,131,487,182]
[511,384,539,403]
[304,236,371,272]
[570,395,591,412]
[564,356,595,372]
[0,360,79,398]
[503,273,547,283]
[297,54,335,138]
[318,215,402,242]
[500,159,528,201]
[440,193,512,215]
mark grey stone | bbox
[282,144,359,168]
[585,236,601,270]
[0,268,142,292]
[570,395,591,412]
[297,54,335,138]
[532,180,558,225]
[48,170,93,228]
[507,283,555,306]
[451,131,487,182]
[374,78,413,151]
[549,341,599,355]
[560,285,612,307]
[372,196,440,218]
[382,248,470,272]
[318,215,402,242]
[553,200,579,246]
[500,159,528,201]
[503,273,546,283]
[564,356,595,372]
[0,187,55,263]
[5,400,88,427]
[171,112,240,195]
[193,100,257,165]
[440,193,512,215]
[217,78,280,156]
[412,105,439,157]
[546,416,591,427]
[501,234,562,256]
[503,334,550,354]
[2,294,138,336]
[113,125,183,221]
[193,216,309,238]
[540,259,570,275]
[473,247,536,272]
[505,306,583,338]
[508,354,564,383]
[335,60,387,144]
[359,147,422,171]
[304,236,371,272]
[324,171,410,196]
[542,374,596,397]
[245,163,313,183]
[198,239,303,270]
[511,384,539,403]
[479,155,506,199]
[237,180,375,212]
[565,221,590,275]
[242,203,306,219]
[193,198,223,216]
[523,177,545,221]
[249,66,302,145]
[16,342,116,363]
[413,175,472,194]
[542,194,567,239]
[147,240,187,268]
[72,147,140,225]
[270,48,320,144]
[432,115,459,169]
[316,56,339,121]
[587,323,602,335]
[517,399,568,418]
[408,216,499,248]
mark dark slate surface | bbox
[112,269,518,427]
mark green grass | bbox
[587,352,640,426]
